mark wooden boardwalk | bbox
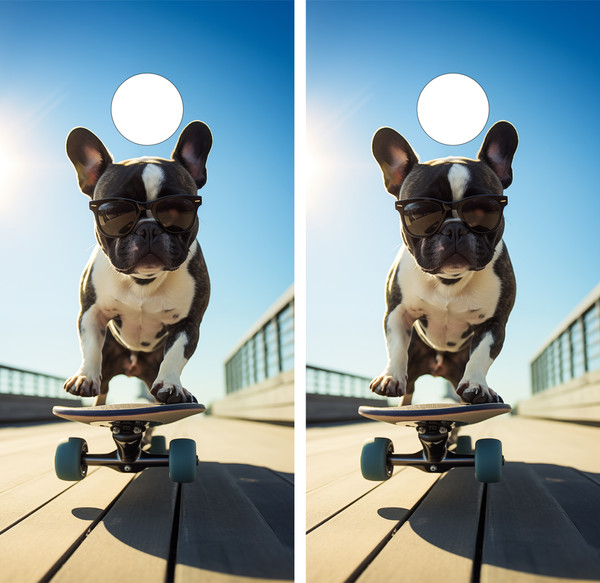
[5,406,600,582]
[307,415,600,582]
[0,414,293,582]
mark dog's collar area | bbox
[437,275,463,285]
[132,276,157,285]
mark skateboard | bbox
[52,402,205,483]
[359,402,511,483]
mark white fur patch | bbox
[448,163,470,201]
[91,242,197,352]
[142,164,164,201]
[393,243,503,351]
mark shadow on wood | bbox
[367,463,600,581]
[66,462,294,581]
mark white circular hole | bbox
[417,73,489,146]
[111,73,183,145]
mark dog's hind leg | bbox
[403,333,438,405]
[95,378,109,406]
[400,379,415,406]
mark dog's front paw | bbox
[370,374,406,398]
[151,381,198,404]
[457,382,503,404]
[64,374,100,398]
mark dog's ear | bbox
[172,121,213,189]
[477,121,518,189]
[372,128,419,197]
[66,128,113,197]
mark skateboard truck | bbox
[111,422,146,468]
[78,420,180,475]
[384,420,501,476]
[417,421,451,466]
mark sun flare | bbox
[0,140,20,211]
[0,147,8,182]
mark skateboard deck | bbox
[53,402,205,427]
[358,402,511,427]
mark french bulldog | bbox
[370,121,518,404]
[64,121,212,405]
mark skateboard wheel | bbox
[55,437,88,481]
[169,438,197,483]
[150,435,168,454]
[475,438,503,483]
[360,437,393,481]
[455,435,473,455]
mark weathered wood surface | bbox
[0,414,293,582]
[307,415,600,582]
[5,408,600,582]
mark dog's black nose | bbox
[440,220,469,241]
[134,221,163,242]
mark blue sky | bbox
[1,0,598,411]
[0,1,293,405]
[306,0,600,406]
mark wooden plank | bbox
[529,463,600,552]
[175,461,294,582]
[304,414,600,583]
[357,468,482,583]
[162,415,294,474]
[225,463,294,549]
[583,470,600,487]
[306,426,427,529]
[0,421,72,451]
[306,421,413,492]
[523,403,600,423]
[0,469,134,581]
[0,420,116,492]
[51,468,177,582]
[464,415,600,473]
[0,416,294,582]
[481,462,600,582]
[306,419,426,530]
[0,469,87,532]
[307,468,440,582]
[0,421,119,531]
[307,471,380,531]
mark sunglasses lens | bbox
[401,201,445,237]
[155,197,198,233]
[95,201,138,237]
[461,197,502,232]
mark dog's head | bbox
[67,121,212,278]
[373,121,518,279]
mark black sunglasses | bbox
[89,195,202,238]
[395,194,507,238]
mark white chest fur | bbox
[395,242,503,351]
[90,243,197,352]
